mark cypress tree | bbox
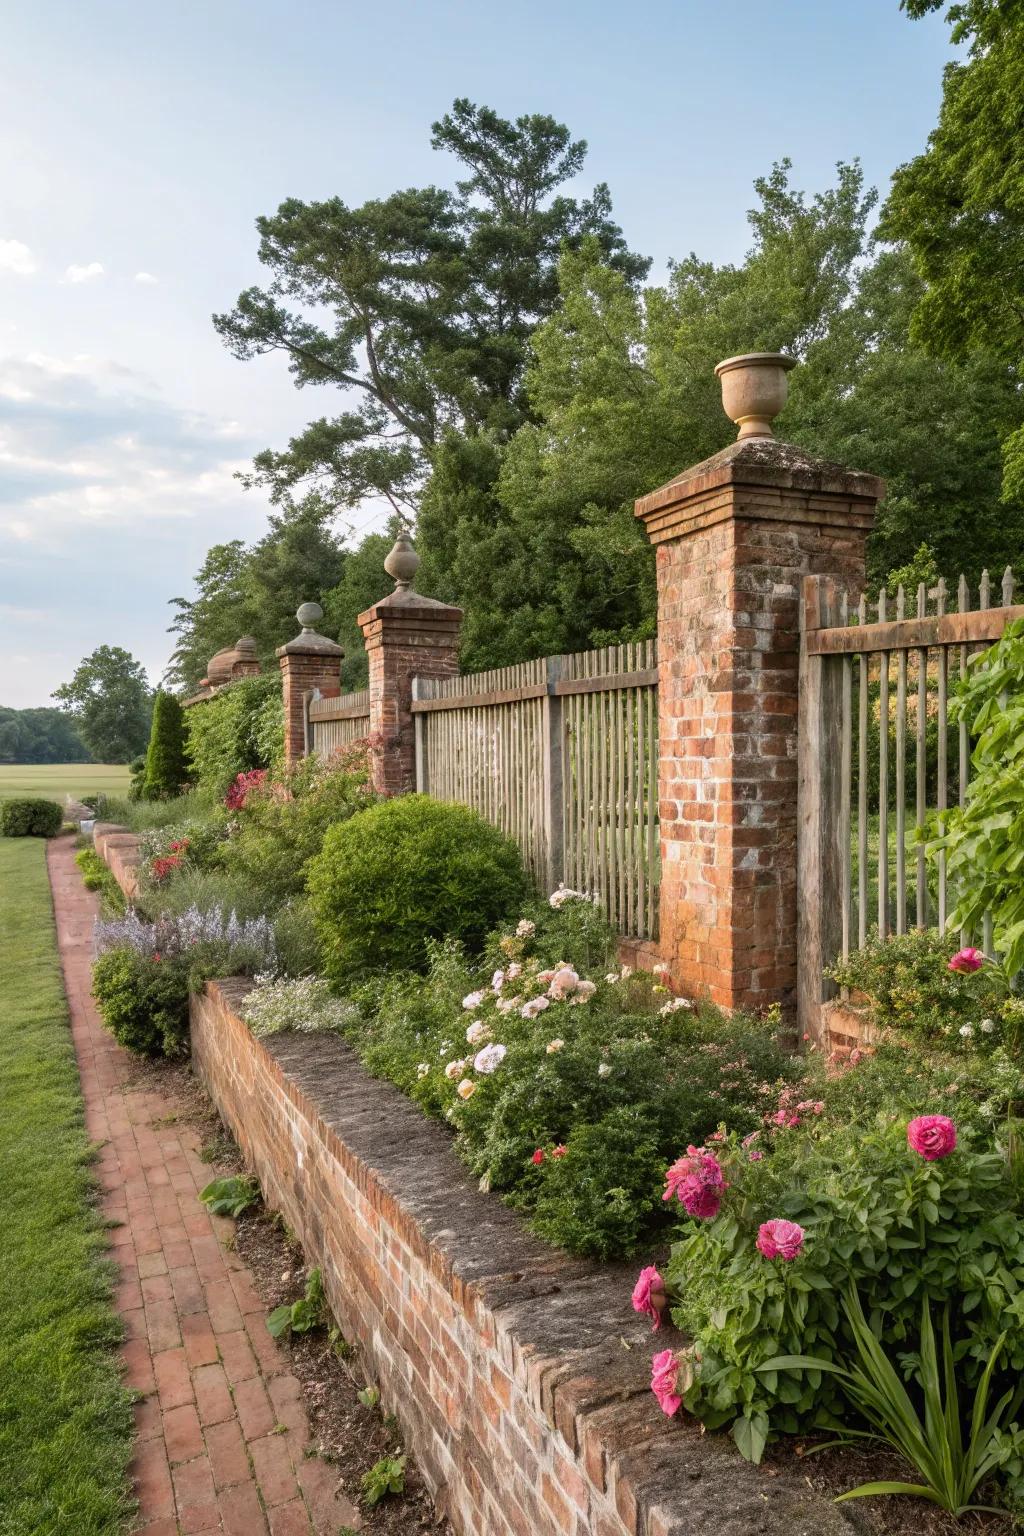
[142,691,189,800]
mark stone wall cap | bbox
[275,632,345,658]
[357,590,463,629]
[636,436,886,520]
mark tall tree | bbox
[53,647,152,763]
[165,495,347,690]
[213,99,648,517]
[881,0,1024,497]
[0,707,90,764]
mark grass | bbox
[0,764,131,803]
[0,838,134,1533]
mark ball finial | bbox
[296,601,324,632]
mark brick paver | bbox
[48,837,360,1534]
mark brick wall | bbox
[189,981,847,1536]
[359,595,462,795]
[93,822,143,901]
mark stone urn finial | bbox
[384,531,420,593]
[714,352,796,440]
[296,600,324,633]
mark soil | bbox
[123,1057,1014,1536]
[121,1055,452,1534]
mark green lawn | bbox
[0,839,133,1533]
[0,763,131,803]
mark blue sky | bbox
[0,0,952,708]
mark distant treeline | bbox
[0,707,91,764]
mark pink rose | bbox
[551,1143,567,1158]
[948,947,985,973]
[756,1218,805,1261]
[531,1148,544,1165]
[663,1146,726,1220]
[907,1114,957,1160]
[631,1265,667,1330]
[650,1349,682,1417]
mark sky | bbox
[0,0,953,709]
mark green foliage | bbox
[662,1111,1024,1465]
[307,795,530,981]
[74,848,126,912]
[930,618,1024,972]
[0,838,133,1531]
[241,974,357,1038]
[762,1288,1022,1516]
[266,1269,325,1338]
[346,905,796,1258]
[53,645,152,763]
[141,691,190,800]
[360,1454,407,1508]
[185,673,283,793]
[217,750,372,905]
[828,927,1005,1041]
[0,798,63,838]
[199,1176,260,1217]
[0,705,90,765]
[91,948,190,1058]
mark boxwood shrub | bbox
[0,798,63,838]
[307,795,530,981]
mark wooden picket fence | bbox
[307,689,370,756]
[412,642,660,940]
[798,567,1024,1035]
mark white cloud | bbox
[134,271,159,285]
[62,261,105,284]
[0,239,36,276]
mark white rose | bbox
[474,1043,507,1075]
[462,991,486,1011]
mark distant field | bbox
[0,763,130,802]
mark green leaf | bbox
[266,1305,294,1339]
[732,1412,769,1464]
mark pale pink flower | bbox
[949,947,985,973]
[749,1150,764,1162]
[495,997,518,1014]
[473,1043,507,1075]
[631,1266,666,1330]
[650,1349,682,1416]
[568,979,597,1005]
[507,962,523,979]
[491,969,506,993]
[515,920,535,938]
[907,1114,957,1160]
[462,990,486,1011]
[444,1059,467,1081]
[548,965,581,1000]
[456,1078,476,1100]
[551,1144,567,1158]
[536,969,557,984]
[546,1038,564,1054]
[465,1020,492,1046]
[521,995,550,1019]
[756,1219,805,1260]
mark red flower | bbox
[551,1144,567,1159]
[531,1148,545,1165]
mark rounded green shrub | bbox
[307,795,529,981]
[0,798,63,838]
[91,947,190,1057]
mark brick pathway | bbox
[48,837,360,1535]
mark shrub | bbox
[829,927,1005,1042]
[930,615,1024,972]
[307,795,530,980]
[217,750,372,907]
[92,947,191,1057]
[74,848,126,912]
[0,798,63,838]
[94,903,279,992]
[651,1097,1024,1472]
[241,975,357,1038]
[344,901,797,1256]
[141,691,190,800]
[186,674,283,793]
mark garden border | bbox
[93,826,850,1536]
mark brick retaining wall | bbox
[92,825,849,1535]
[190,983,846,1536]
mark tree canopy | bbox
[53,647,152,763]
[0,707,90,765]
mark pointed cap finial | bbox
[384,532,420,593]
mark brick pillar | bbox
[358,535,462,796]
[636,412,883,1015]
[276,603,344,769]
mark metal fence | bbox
[307,689,370,756]
[412,641,660,940]
[798,568,1024,1034]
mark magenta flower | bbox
[756,1218,805,1261]
[663,1146,726,1220]
[650,1349,682,1416]
[948,947,985,973]
[907,1114,957,1160]
[631,1266,667,1331]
